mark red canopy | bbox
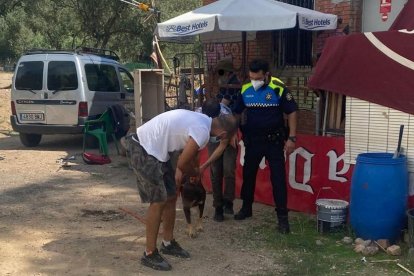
[390,0,414,31]
[308,30,414,115]
[309,0,414,115]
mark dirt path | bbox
[0,72,12,132]
[0,72,282,275]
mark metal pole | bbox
[191,58,195,110]
[315,96,320,135]
[322,92,329,136]
[241,31,247,80]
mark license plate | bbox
[20,113,44,121]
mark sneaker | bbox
[160,240,190,258]
[234,208,252,220]
[223,202,234,215]
[141,249,172,271]
[213,207,224,222]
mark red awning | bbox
[308,30,414,115]
[389,0,414,31]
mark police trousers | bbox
[241,135,287,211]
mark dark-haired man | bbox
[199,98,238,222]
[126,109,238,271]
[233,59,297,234]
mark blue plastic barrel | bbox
[350,153,408,242]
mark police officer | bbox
[233,59,297,234]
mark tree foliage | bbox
[0,0,202,64]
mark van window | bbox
[48,61,78,91]
[119,68,134,93]
[85,64,120,92]
[15,61,44,90]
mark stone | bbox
[316,240,323,246]
[342,237,353,244]
[362,245,379,256]
[354,244,365,253]
[376,239,390,250]
[387,245,402,256]
[354,238,365,245]
[363,239,372,246]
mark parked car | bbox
[10,47,134,147]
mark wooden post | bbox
[191,58,195,110]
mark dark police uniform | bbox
[233,76,298,216]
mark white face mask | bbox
[209,131,225,143]
[251,80,265,91]
[209,136,221,143]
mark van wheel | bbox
[20,133,42,147]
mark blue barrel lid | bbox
[356,152,406,165]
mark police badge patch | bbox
[286,92,293,101]
[265,92,272,101]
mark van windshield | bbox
[15,61,44,90]
[85,64,120,92]
[48,61,78,91]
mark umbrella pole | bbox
[242,31,247,80]
[191,58,195,110]
[322,92,329,136]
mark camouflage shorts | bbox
[126,135,176,203]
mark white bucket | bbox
[316,199,349,233]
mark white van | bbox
[10,48,134,147]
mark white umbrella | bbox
[156,0,337,71]
[157,0,337,39]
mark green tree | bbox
[0,0,203,64]
[156,0,203,69]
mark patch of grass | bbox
[242,210,413,275]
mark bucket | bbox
[316,199,349,233]
[350,153,408,242]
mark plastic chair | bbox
[82,109,120,156]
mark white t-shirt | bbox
[137,109,212,162]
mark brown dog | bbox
[180,176,206,238]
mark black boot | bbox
[223,201,234,215]
[277,216,290,234]
[277,209,290,234]
[234,202,252,220]
[213,206,224,222]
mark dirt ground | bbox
[0,72,282,275]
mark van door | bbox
[46,60,79,125]
[118,67,135,127]
[84,63,122,117]
[13,61,47,125]
[118,67,134,94]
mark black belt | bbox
[243,131,284,146]
[245,127,285,138]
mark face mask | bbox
[209,136,221,143]
[251,80,265,91]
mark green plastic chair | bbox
[82,109,120,156]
